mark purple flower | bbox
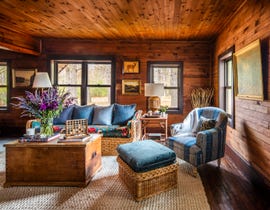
[11,87,77,119]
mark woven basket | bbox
[101,116,142,156]
[117,156,179,201]
[102,137,135,156]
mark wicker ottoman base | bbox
[117,156,179,201]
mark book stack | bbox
[18,133,60,143]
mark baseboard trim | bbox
[225,144,270,191]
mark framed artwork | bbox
[122,79,141,95]
[122,60,140,74]
[233,39,264,101]
[12,68,37,88]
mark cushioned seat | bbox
[117,140,176,172]
[167,136,203,166]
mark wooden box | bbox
[117,156,179,201]
[4,134,102,187]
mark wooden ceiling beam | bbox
[0,27,40,56]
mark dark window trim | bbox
[218,46,235,128]
[147,61,183,114]
[49,55,115,105]
[0,60,11,111]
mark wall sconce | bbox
[144,83,164,112]
[32,72,52,89]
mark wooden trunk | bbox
[4,134,102,187]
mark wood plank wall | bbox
[213,0,270,183]
[0,40,212,135]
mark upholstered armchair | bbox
[166,107,228,175]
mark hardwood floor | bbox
[199,155,270,210]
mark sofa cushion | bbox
[92,105,114,125]
[117,140,176,172]
[53,105,75,125]
[73,105,94,124]
[112,103,136,125]
[88,125,130,138]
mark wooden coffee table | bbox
[4,134,102,187]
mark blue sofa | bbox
[27,103,142,155]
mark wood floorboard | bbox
[199,155,270,210]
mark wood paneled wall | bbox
[0,40,212,135]
[213,0,270,183]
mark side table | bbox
[140,114,168,143]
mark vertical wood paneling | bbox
[213,0,270,182]
[0,40,212,135]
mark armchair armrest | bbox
[196,127,226,162]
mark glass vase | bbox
[40,117,54,137]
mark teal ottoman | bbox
[116,140,179,201]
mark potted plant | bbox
[159,105,168,117]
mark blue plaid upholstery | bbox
[166,107,228,167]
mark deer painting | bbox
[125,62,138,73]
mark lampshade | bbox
[144,83,164,112]
[32,72,52,88]
[144,83,164,96]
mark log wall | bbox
[0,40,213,135]
[213,0,270,183]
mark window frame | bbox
[147,61,183,114]
[50,56,115,105]
[218,46,235,128]
[0,60,11,111]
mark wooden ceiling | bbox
[0,0,246,55]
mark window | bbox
[0,61,10,110]
[148,61,183,113]
[219,47,235,127]
[52,58,115,106]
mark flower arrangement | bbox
[12,87,77,136]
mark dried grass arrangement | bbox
[191,88,214,108]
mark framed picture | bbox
[12,68,37,88]
[122,79,141,95]
[233,39,264,101]
[122,60,140,74]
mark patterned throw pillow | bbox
[197,116,216,131]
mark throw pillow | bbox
[53,105,75,125]
[73,105,94,124]
[92,105,114,125]
[112,103,136,125]
[197,116,216,132]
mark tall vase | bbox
[40,117,54,137]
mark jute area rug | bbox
[0,152,210,210]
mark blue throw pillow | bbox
[53,105,75,125]
[92,105,114,125]
[72,105,94,124]
[112,103,136,125]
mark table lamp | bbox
[144,83,164,112]
[32,72,52,89]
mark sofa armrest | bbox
[196,127,226,162]
[128,110,143,140]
